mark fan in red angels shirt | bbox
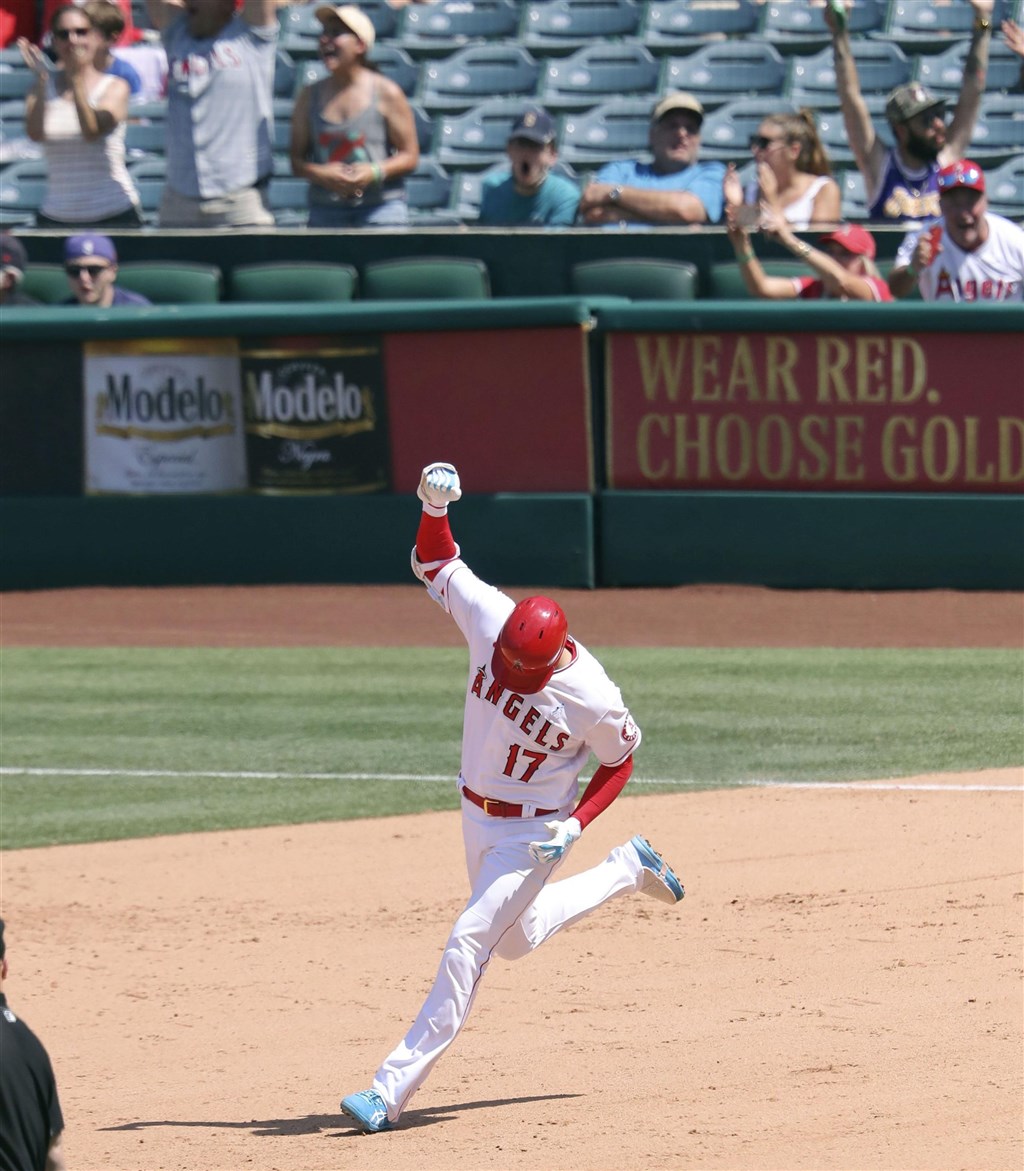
[889,159,1024,302]
[725,203,893,302]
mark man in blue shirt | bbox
[578,92,725,227]
[477,107,580,227]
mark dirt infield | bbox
[2,585,1022,1171]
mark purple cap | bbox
[64,234,117,265]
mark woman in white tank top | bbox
[723,108,841,232]
[19,5,141,227]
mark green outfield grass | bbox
[1,647,1020,850]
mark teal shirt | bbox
[478,171,580,226]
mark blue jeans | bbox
[307,200,409,228]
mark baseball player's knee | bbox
[492,922,532,962]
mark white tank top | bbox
[780,174,832,230]
[41,73,139,221]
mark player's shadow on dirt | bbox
[101,1094,583,1137]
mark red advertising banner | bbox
[385,326,593,493]
[606,330,1024,493]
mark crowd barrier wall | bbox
[1,296,1021,591]
[13,225,914,299]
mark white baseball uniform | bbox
[896,212,1024,302]
[368,535,650,1122]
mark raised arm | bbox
[145,0,184,33]
[765,208,881,301]
[825,2,885,193]
[943,0,995,161]
[241,0,287,27]
[725,213,798,300]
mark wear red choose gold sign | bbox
[605,330,1024,493]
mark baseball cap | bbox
[885,82,945,125]
[651,91,705,126]
[817,223,877,259]
[314,5,375,50]
[937,158,986,194]
[64,234,117,265]
[509,106,556,145]
[0,233,28,281]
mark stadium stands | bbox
[2,0,1020,234]
[538,43,661,111]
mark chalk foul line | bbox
[0,767,1020,792]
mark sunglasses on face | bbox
[937,164,983,191]
[66,263,110,278]
[54,27,91,40]
[749,135,783,151]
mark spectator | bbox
[0,235,42,306]
[825,0,995,222]
[84,0,143,97]
[726,208,892,302]
[145,0,283,229]
[577,92,726,227]
[290,5,419,228]
[888,160,1024,302]
[61,233,152,306]
[476,106,579,227]
[0,918,67,1171]
[18,4,143,228]
[42,0,136,47]
[722,108,840,231]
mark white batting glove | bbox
[528,817,581,864]
[417,462,462,515]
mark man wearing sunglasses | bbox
[889,160,1024,302]
[825,0,995,222]
[61,234,151,307]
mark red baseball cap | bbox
[817,223,877,259]
[937,159,986,194]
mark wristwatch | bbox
[607,186,623,205]
[974,16,991,30]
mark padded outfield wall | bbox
[1,275,1021,592]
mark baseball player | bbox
[888,159,1024,302]
[340,461,684,1134]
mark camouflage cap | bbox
[885,82,945,126]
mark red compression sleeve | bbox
[416,510,457,575]
[571,756,633,830]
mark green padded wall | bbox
[598,491,1024,590]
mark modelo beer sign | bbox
[241,337,389,493]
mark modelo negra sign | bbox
[241,336,389,493]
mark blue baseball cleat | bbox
[631,835,685,904]
[341,1089,393,1133]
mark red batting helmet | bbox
[491,596,568,694]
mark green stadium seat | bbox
[641,1,760,57]
[229,262,358,302]
[396,0,522,59]
[115,261,223,304]
[19,263,70,305]
[709,259,809,299]
[661,41,788,110]
[538,43,661,112]
[362,256,491,299]
[417,44,541,114]
[521,0,643,56]
[570,258,698,300]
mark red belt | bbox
[461,785,557,819]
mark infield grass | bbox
[1,647,1021,849]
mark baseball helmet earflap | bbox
[491,596,568,694]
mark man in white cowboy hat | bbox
[577,91,726,226]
